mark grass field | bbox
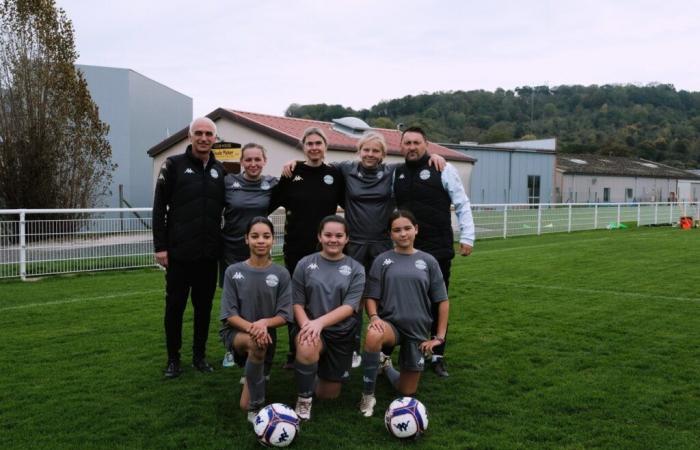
[1,226,699,449]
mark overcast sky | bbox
[56,0,700,118]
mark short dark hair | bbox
[400,126,427,142]
[388,209,418,231]
[246,216,274,235]
[318,214,348,235]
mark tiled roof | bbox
[557,154,700,180]
[148,108,474,162]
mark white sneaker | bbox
[352,351,362,369]
[295,396,312,421]
[247,409,259,424]
[222,351,235,368]
[359,393,376,417]
[378,352,393,375]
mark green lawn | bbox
[1,227,699,449]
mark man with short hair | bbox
[393,126,474,377]
[153,117,226,378]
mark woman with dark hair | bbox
[357,209,449,417]
[219,217,292,423]
[220,143,280,367]
[271,127,345,368]
[291,215,365,421]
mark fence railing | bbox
[1,202,697,280]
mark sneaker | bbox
[164,359,182,379]
[222,351,235,368]
[192,358,214,373]
[247,409,260,425]
[359,393,376,417]
[295,396,312,421]
[352,351,362,369]
[378,352,393,375]
[432,358,449,378]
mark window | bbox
[603,187,611,202]
[527,175,541,205]
[625,188,633,202]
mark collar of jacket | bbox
[405,152,431,169]
[185,145,218,169]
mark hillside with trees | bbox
[285,84,700,168]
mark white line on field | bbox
[477,280,700,303]
[0,289,162,312]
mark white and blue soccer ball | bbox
[384,397,429,439]
[252,403,300,447]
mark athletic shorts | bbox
[382,322,426,372]
[221,327,277,371]
[291,324,356,382]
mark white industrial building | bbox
[555,155,700,203]
[78,65,192,207]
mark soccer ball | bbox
[252,403,300,447]
[384,397,428,439]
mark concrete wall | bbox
[78,65,192,208]
[555,172,679,203]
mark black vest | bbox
[394,153,454,260]
[164,147,225,261]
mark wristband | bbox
[369,314,379,320]
[432,336,445,344]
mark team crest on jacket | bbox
[210,168,219,179]
[419,169,430,180]
[376,170,384,179]
[323,175,334,185]
[414,259,427,271]
[261,180,270,190]
[338,265,352,276]
[265,274,279,287]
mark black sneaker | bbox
[192,358,214,373]
[164,360,182,379]
[432,358,449,378]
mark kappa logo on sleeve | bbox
[184,168,195,174]
[293,175,303,182]
[307,263,319,270]
[382,258,394,266]
[232,271,244,280]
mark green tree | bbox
[0,0,114,208]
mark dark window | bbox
[528,175,541,205]
[603,187,611,202]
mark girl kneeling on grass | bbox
[292,215,365,420]
[219,217,292,423]
[358,209,449,417]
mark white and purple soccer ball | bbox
[252,403,300,447]
[384,397,429,439]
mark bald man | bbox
[153,117,226,378]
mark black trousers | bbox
[164,258,218,362]
[431,258,452,357]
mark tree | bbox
[0,0,114,209]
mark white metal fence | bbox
[1,202,697,280]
